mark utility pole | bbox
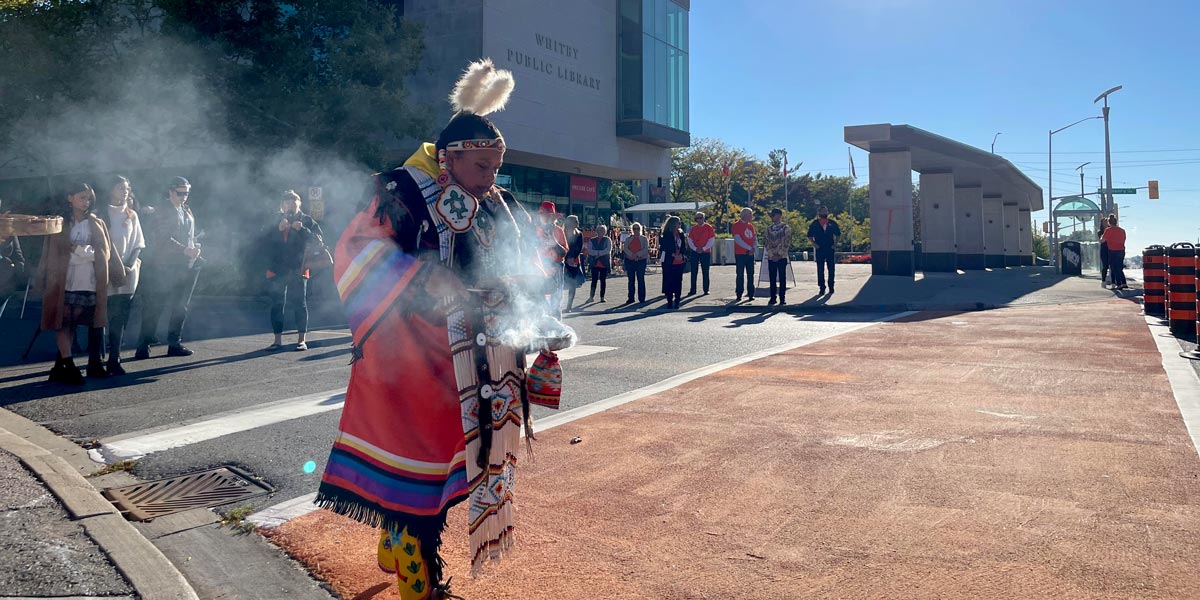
[1094,85,1123,215]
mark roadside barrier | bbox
[1142,245,1166,318]
[1166,242,1196,337]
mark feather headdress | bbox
[449,58,515,117]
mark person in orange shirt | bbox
[731,207,757,301]
[686,211,715,295]
[1100,214,1128,290]
[538,201,567,315]
[622,222,650,303]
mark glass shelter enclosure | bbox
[1052,196,1104,272]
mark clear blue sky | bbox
[689,0,1200,254]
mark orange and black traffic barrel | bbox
[1166,242,1197,337]
[1142,245,1166,317]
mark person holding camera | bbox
[263,189,324,351]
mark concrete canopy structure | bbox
[845,124,1044,275]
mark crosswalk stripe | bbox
[92,344,616,464]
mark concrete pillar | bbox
[1018,209,1033,265]
[918,171,956,272]
[868,150,914,276]
[982,194,1005,268]
[954,186,985,270]
[1002,203,1020,267]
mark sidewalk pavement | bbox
[566,263,1133,314]
[0,409,198,600]
[267,297,1200,599]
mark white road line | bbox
[94,389,347,464]
[1146,316,1200,460]
[247,313,911,529]
[93,345,616,465]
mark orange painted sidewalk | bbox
[268,299,1200,599]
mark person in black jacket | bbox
[264,190,323,351]
[136,176,201,359]
[660,215,688,309]
[806,206,841,295]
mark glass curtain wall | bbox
[618,0,689,136]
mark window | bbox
[617,0,689,146]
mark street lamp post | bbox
[1094,85,1123,215]
[1076,162,1091,197]
[991,132,1002,154]
[1048,116,1103,269]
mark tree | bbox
[603,181,637,214]
[669,138,747,232]
[0,0,432,178]
[1032,230,1049,259]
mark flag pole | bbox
[848,147,856,252]
[783,149,788,213]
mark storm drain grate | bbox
[102,466,274,521]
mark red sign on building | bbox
[570,175,598,201]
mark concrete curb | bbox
[0,410,199,600]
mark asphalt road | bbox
[0,305,893,511]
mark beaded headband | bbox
[444,138,505,152]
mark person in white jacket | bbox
[99,175,145,375]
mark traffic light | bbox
[1148,180,1159,200]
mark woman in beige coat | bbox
[37,183,126,384]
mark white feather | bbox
[470,68,515,117]
[449,59,496,114]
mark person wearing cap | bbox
[136,176,200,358]
[807,206,841,295]
[315,59,568,598]
[537,201,567,316]
[732,207,757,301]
[686,211,715,295]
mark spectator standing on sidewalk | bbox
[732,207,757,301]
[660,215,687,309]
[263,190,323,351]
[537,202,567,317]
[136,176,201,359]
[38,183,126,384]
[807,206,841,295]
[765,208,793,306]
[622,222,649,304]
[1101,214,1127,290]
[587,224,611,303]
[0,200,26,302]
[687,211,715,296]
[563,215,585,312]
[98,175,145,375]
[1097,218,1111,286]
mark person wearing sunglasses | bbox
[136,176,201,359]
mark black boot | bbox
[87,328,109,378]
[48,356,66,383]
[59,357,85,385]
[106,354,126,376]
